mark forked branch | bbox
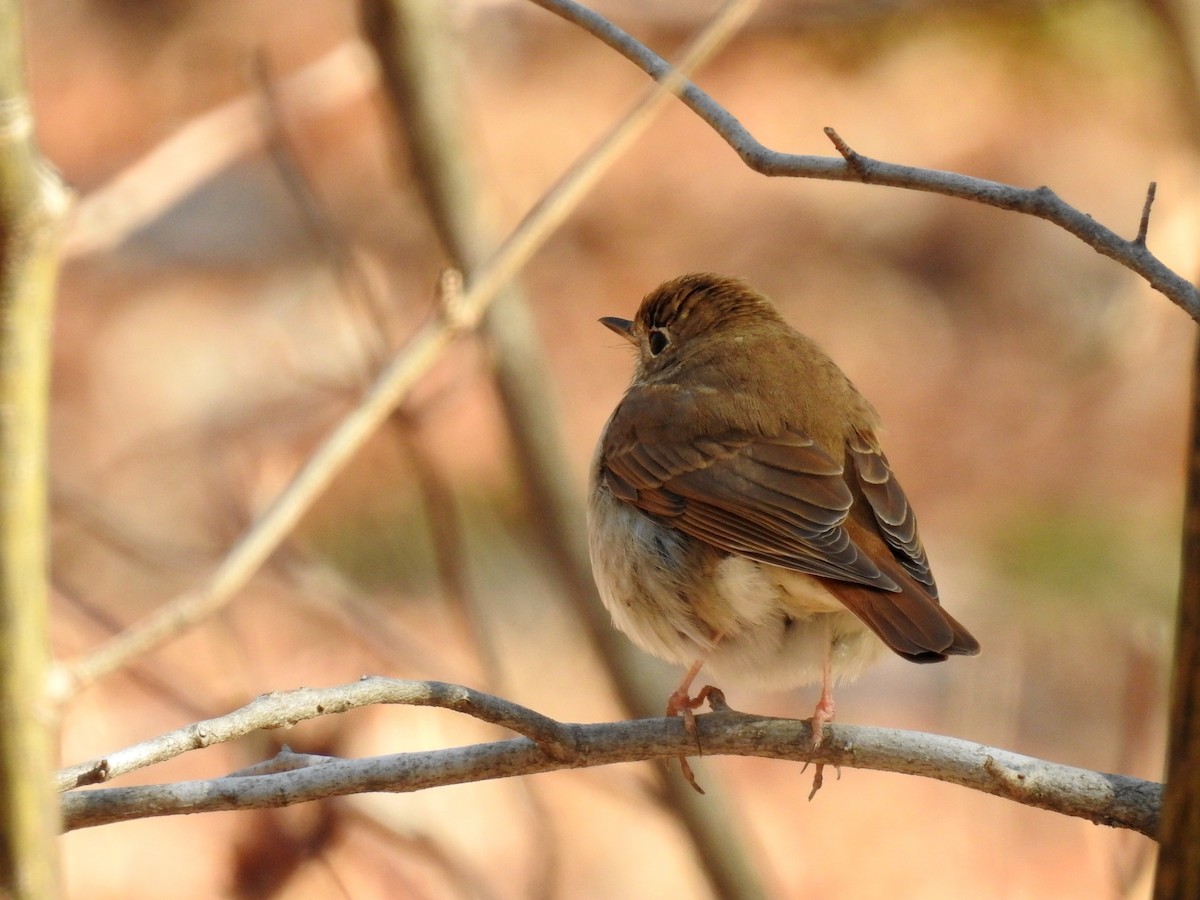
[528,0,1200,318]
[58,678,1161,838]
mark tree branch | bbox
[1156,334,1200,896]
[0,0,71,894]
[1136,181,1157,248]
[58,678,579,791]
[526,0,1200,319]
[57,678,1161,838]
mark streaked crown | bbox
[636,272,783,338]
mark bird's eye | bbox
[648,329,669,356]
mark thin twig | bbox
[824,126,868,179]
[56,677,578,791]
[1135,181,1157,247]
[527,0,1200,318]
[57,677,1162,838]
[226,746,338,777]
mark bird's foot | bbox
[667,683,728,733]
[803,691,839,799]
[810,693,835,749]
[678,757,704,794]
[666,684,726,794]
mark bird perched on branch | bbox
[588,272,979,768]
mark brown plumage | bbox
[588,272,978,749]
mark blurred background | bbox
[40,0,1198,897]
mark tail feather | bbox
[829,582,980,663]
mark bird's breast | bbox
[587,475,723,664]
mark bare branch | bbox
[1136,181,1157,247]
[824,126,868,179]
[57,677,578,791]
[1157,334,1200,895]
[226,746,339,777]
[0,0,71,892]
[527,0,1200,319]
[57,678,1161,838]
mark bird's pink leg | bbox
[665,657,729,795]
[811,649,836,749]
[666,658,707,720]
[804,641,839,799]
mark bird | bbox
[587,272,979,754]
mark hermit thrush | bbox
[588,273,978,748]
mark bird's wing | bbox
[602,406,980,660]
[844,428,935,594]
[602,420,902,592]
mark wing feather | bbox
[599,401,979,659]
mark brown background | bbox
[44,1,1195,897]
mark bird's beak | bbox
[600,316,636,344]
